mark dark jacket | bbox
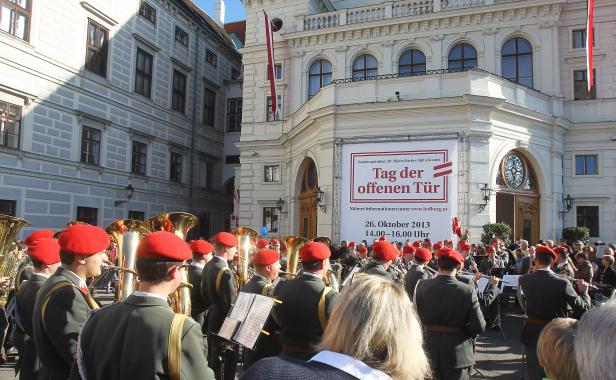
[593,265,616,296]
[188,264,207,327]
[271,274,339,351]
[519,269,590,347]
[74,294,215,380]
[15,274,46,380]
[456,275,501,308]
[240,356,357,380]
[359,260,393,281]
[242,274,274,296]
[404,264,430,300]
[201,256,237,334]
[415,275,486,370]
[32,267,95,380]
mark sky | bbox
[194,0,247,23]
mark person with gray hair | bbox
[574,300,616,379]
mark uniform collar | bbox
[60,267,87,288]
[302,271,321,279]
[133,290,168,302]
[252,274,270,283]
[213,255,228,267]
[33,272,50,279]
[191,262,205,269]
[310,351,391,380]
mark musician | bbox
[32,224,108,380]
[519,245,591,380]
[513,248,532,275]
[404,247,432,300]
[201,232,239,380]
[478,246,505,275]
[256,239,269,251]
[401,245,415,271]
[271,242,340,360]
[415,248,486,379]
[14,238,61,380]
[75,231,215,380]
[592,255,616,299]
[458,241,476,272]
[553,247,575,279]
[359,240,397,280]
[574,252,594,283]
[188,240,214,329]
[242,249,282,370]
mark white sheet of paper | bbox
[477,277,490,293]
[230,292,255,321]
[502,274,520,289]
[233,294,275,349]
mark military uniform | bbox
[359,260,393,280]
[188,263,207,328]
[75,294,214,380]
[404,264,430,300]
[271,273,339,360]
[32,267,98,380]
[415,275,486,380]
[519,269,590,380]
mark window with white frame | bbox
[267,63,282,80]
[266,95,281,121]
[264,165,280,183]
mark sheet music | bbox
[477,277,490,293]
[218,318,240,340]
[502,274,520,289]
[233,295,275,349]
[229,292,255,321]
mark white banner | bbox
[340,140,458,243]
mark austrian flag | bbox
[263,11,277,117]
[433,162,453,178]
[586,0,594,91]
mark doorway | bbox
[298,159,318,239]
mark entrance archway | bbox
[495,150,540,244]
[297,158,318,239]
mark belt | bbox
[282,344,317,354]
[526,317,550,326]
[423,325,465,333]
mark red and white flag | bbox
[433,161,453,178]
[264,11,277,118]
[586,0,594,91]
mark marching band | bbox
[0,212,611,380]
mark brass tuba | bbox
[231,227,258,288]
[281,236,308,279]
[140,212,197,315]
[0,214,30,307]
[105,219,142,301]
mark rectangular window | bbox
[135,48,153,97]
[76,206,98,226]
[170,152,182,183]
[264,165,280,183]
[225,155,240,164]
[575,154,598,175]
[203,88,216,126]
[128,210,145,221]
[266,63,282,80]
[0,199,16,216]
[171,70,186,113]
[138,1,156,24]
[226,98,242,132]
[266,95,282,121]
[573,69,596,100]
[263,207,279,233]
[206,49,217,67]
[577,206,599,237]
[0,101,21,149]
[80,126,101,165]
[572,29,586,49]
[85,19,109,77]
[131,141,147,175]
[174,26,188,47]
[0,0,31,41]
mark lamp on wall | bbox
[314,187,326,213]
[559,194,574,217]
[114,184,135,207]
[478,183,491,212]
[276,197,288,217]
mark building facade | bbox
[237,0,615,243]
[0,0,242,238]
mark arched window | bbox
[399,49,426,76]
[352,54,378,80]
[448,43,477,72]
[308,59,332,99]
[501,37,533,87]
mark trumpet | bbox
[561,274,600,290]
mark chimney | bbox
[214,0,225,25]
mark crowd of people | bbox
[2,224,616,380]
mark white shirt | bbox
[62,268,87,289]
[133,291,168,302]
[191,262,205,269]
[302,271,321,279]
[310,351,391,380]
[32,272,50,279]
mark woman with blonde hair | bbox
[241,274,430,379]
[537,318,579,380]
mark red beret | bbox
[458,241,471,251]
[433,242,443,251]
[348,242,356,248]
[358,247,368,254]
[378,236,386,241]
[423,241,432,248]
[213,232,238,247]
[138,231,191,261]
[58,224,109,256]
[371,241,398,261]
[253,249,280,266]
[491,238,500,245]
[190,240,213,255]
[28,238,61,265]
[256,239,269,249]
[403,245,416,255]
[270,238,280,245]
[554,246,569,254]
[536,245,556,260]
[414,248,432,262]
[412,240,421,248]
[300,242,330,262]
[25,230,55,246]
[438,248,464,265]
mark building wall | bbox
[0,0,242,238]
